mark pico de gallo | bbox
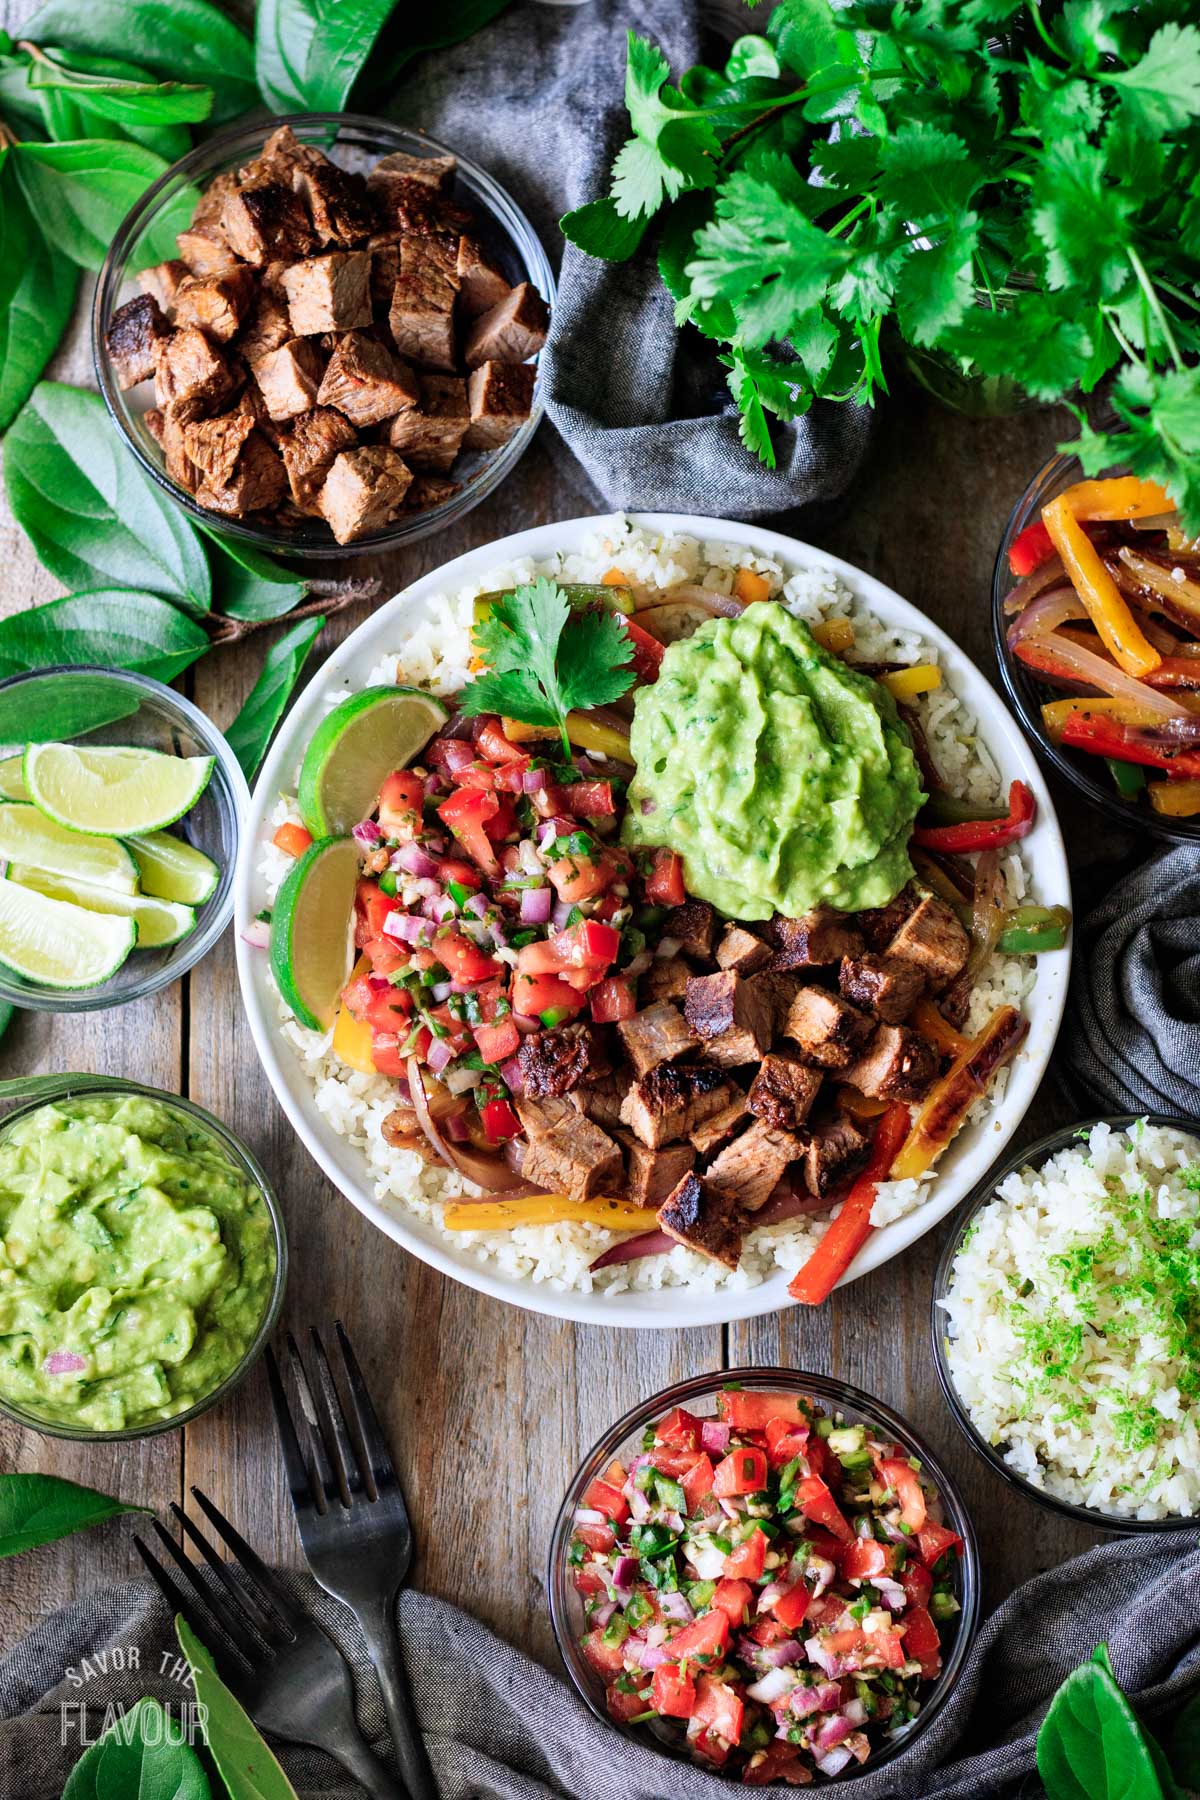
[567,1388,964,1783]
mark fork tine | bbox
[134,1533,224,1665]
[170,1501,290,1650]
[265,1345,318,1517]
[308,1327,367,1499]
[335,1320,400,1497]
[189,1487,309,1638]
[287,1330,343,1509]
[148,1520,263,1665]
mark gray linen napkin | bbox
[385,0,871,516]
[2,1535,1197,1799]
[1061,846,1200,1116]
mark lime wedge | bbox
[0,875,137,988]
[9,864,197,948]
[125,830,220,905]
[0,803,139,893]
[24,742,215,837]
[0,754,28,802]
[298,687,447,838]
[270,835,360,1031]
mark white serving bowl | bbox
[234,514,1070,1328]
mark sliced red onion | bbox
[499,1056,524,1095]
[240,918,271,950]
[352,819,382,847]
[612,1554,638,1593]
[43,1350,86,1375]
[591,1600,617,1630]
[746,1667,797,1705]
[426,1038,458,1075]
[588,1228,674,1270]
[522,767,547,793]
[658,1591,694,1625]
[441,740,475,774]
[700,1419,731,1455]
[815,1746,854,1777]
[393,842,443,880]
[551,899,574,931]
[520,886,552,924]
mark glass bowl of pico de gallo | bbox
[548,1369,979,1785]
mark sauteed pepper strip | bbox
[787,1102,911,1306]
[890,1007,1028,1182]
[911,779,1035,852]
[1042,495,1161,679]
[1060,714,1200,778]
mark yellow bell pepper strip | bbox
[1055,475,1174,521]
[890,1006,1029,1182]
[500,710,634,763]
[331,956,376,1074]
[787,1102,911,1305]
[1042,495,1162,678]
[1148,778,1200,816]
[1040,696,1165,742]
[810,616,855,655]
[834,1084,889,1123]
[733,566,772,605]
[911,779,1036,852]
[911,996,971,1059]
[443,1195,659,1232]
[881,663,941,702]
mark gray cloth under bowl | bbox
[386,0,871,516]
[2,1537,1198,1798]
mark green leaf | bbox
[1106,23,1200,136]
[722,346,809,467]
[226,615,325,780]
[27,48,214,121]
[688,171,844,347]
[11,139,192,273]
[1032,138,1133,299]
[176,1617,297,1800]
[0,1004,14,1043]
[726,36,780,81]
[611,135,692,222]
[362,0,515,87]
[255,0,397,112]
[1036,1644,1169,1800]
[769,0,850,82]
[560,196,649,263]
[0,155,77,431]
[0,590,210,685]
[948,292,1092,402]
[201,531,308,623]
[876,121,978,221]
[63,1696,211,1800]
[894,213,979,347]
[0,1472,149,1558]
[4,383,212,613]
[1168,1683,1200,1787]
[21,0,256,120]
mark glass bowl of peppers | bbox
[992,452,1200,842]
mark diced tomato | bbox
[879,1458,928,1532]
[667,1608,730,1661]
[272,821,312,858]
[481,1096,520,1142]
[1007,518,1056,578]
[437,787,501,875]
[482,795,518,842]
[473,1018,520,1064]
[743,1743,811,1786]
[563,779,616,818]
[590,975,637,1023]
[694,1728,731,1768]
[765,1418,809,1467]
[436,857,482,891]
[901,1562,933,1609]
[717,1391,810,1431]
[573,1566,606,1597]
[825,1625,906,1669]
[750,1618,791,1648]
[355,879,393,946]
[713,1447,768,1498]
[724,1528,767,1581]
[796,1475,853,1544]
[805,1434,829,1480]
[369,1031,410,1077]
[681,1452,715,1515]
[840,1538,894,1582]
[581,1631,626,1678]
[651,1663,695,1720]
[803,1526,846,1565]
[621,617,664,684]
[916,1522,964,1570]
[361,934,407,976]
[552,919,621,969]
[574,1522,615,1554]
[493,756,532,794]
[436,929,501,986]
[901,1604,942,1679]
[476,719,528,765]
[582,1478,629,1524]
[656,1407,702,1450]
[771,1584,811,1632]
[711,1577,753,1626]
[692,1675,744,1747]
[510,969,586,1021]
[547,852,613,905]
[343,975,412,1035]
[645,847,686,907]
[605,1683,647,1724]
[378,770,425,838]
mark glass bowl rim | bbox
[547,1365,981,1786]
[0,663,249,1012]
[0,1073,286,1441]
[90,109,557,561]
[931,1111,1200,1533]
[990,449,1200,844]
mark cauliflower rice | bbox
[259,516,1037,1296]
[939,1120,1200,1520]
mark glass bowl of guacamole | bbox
[0,1078,286,1439]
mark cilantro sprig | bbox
[563,7,1200,527]
[458,577,635,758]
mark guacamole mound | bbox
[624,604,925,920]
[0,1095,276,1433]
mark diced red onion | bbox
[465,892,489,919]
[460,918,492,947]
[815,1746,854,1777]
[409,876,440,900]
[746,1668,797,1705]
[644,1623,668,1649]
[520,886,552,924]
[491,919,510,949]
[517,838,544,876]
[367,973,391,992]
[240,918,271,950]
[444,1065,481,1095]
[352,819,382,847]
[625,951,652,976]
[591,1600,617,1630]
[522,767,547,793]
[805,1639,843,1679]
[423,773,444,800]
[627,1485,651,1523]
[759,1638,807,1670]
[536,821,558,849]
[717,1497,741,1519]
[843,1698,868,1727]
[639,798,657,815]
[383,911,431,946]
[654,936,682,959]
[425,835,447,854]
[876,1579,907,1612]
[658,1591,694,1624]
[499,1056,524,1095]
[574,1507,605,1526]
[812,1713,856,1752]
[810,1555,837,1598]
[625,1637,671,1671]
[429,979,454,1003]
[442,740,475,773]
[425,1038,458,1074]
[514,1013,541,1035]
[700,1420,731,1455]
[757,1581,786,1615]
[551,899,573,931]
[612,1555,638,1593]
[442,1108,469,1141]
[43,1350,86,1375]
[423,893,457,924]
[393,842,442,880]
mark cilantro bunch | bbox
[562,1,1200,525]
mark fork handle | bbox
[330,1732,411,1800]
[358,1598,438,1800]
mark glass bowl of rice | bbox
[932,1115,1200,1530]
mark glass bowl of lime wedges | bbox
[0,666,247,1011]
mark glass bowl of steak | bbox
[94,113,556,558]
[548,1368,979,1784]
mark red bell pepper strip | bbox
[911,779,1036,852]
[1060,714,1200,778]
[621,617,665,684]
[787,1102,911,1305]
[1007,519,1056,578]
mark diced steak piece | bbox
[194,429,287,515]
[750,970,803,1035]
[317,331,420,426]
[191,170,239,230]
[173,268,256,344]
[657,1171,743,1269]
[464,360,534,450]
[404,472,458,511]
[403,232,459,282]
[620,1064,735,1150]
[770,906,864,970]
[238,290,294,363]
[318,446,413,544]
[221,181,315,266]
[386,372,469,470]
[176,222,242,278]
[371,175,471,237]
[783,986,873,1070]
[858,882,921,953]
[617,1001,697,1077]
[138,259,188,316]
[748,1054,823,1131]
[239,125,326,188]
[843,1024,938,1102]
[886,895,971,990]
[147,408,198,493]
[292,161,374,247]
[514,1097,623,1204]
[106,294,170,389]
[663,899,716,962]
[368,150,457,196]
[282,252,372,335]
[180,408,256,488]
[279,406,356,514]
[388,253,458,372]
[368,234,403,312]
[839,953,926,1024]
[517,1021,609,1099]
[641,956,691,1004]
[616,1132,696,1209]
[464,281,549,368]
[457,236,511,317]
[689,1092,749,1158]
[569,1067,631,1133]
[684,971,772,1068]
[716,924,771,975]
[251,339,325,421]
[800,1117,870,1198]
[153,327,234,421]
[706,1120,806,1215]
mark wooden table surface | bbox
[0,359,1136,1668]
